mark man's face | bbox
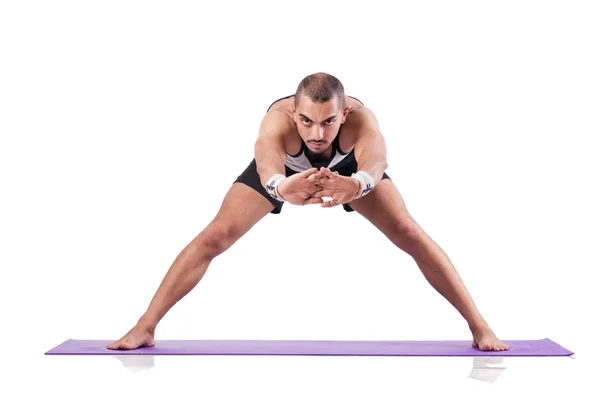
[292,93,351,155]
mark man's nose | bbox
[311,126,324,140]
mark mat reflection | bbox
[109,353,510,380]
[468,356,506,383]
[111,355,155,373]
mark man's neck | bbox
[306,145,333,162]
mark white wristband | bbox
[265,174,286,202]
[351,171,375,199]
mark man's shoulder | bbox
[344,106,380,132]
[259,108,296,138]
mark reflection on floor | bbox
[468,356,506,383]
[111,354,511,383]
[112,355,156,373]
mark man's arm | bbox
[254,110,291,188]
[349,107,388,184]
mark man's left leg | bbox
[346,179,509,351]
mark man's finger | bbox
[306,174,318,183]
[308,169,331,182]
[313,177,332,186]
[320,167,338,178]
[316,167,331,176]
[304,197,324,205]
[321,198,340,208]
[312,187,335,198]
[309,185,323,195]
[299,167,319,178]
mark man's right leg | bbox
[107,180,276,350]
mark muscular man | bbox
[108,72,509,352]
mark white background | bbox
[1,0,598,395]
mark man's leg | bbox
[108,181,276,350]
[347,179,509,351]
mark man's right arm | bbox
[254,110,291,188]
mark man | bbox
[108,72,509,352]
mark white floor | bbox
[3,2,598,396]
[8,349,594,397]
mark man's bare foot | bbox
[471,326,510,351]
[107,324,155,350]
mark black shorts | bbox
[233,158,391,214]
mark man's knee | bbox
[389,213,423,251]
[193,222,240,260]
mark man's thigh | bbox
[233,159,288,214]
[345,178,417,240]
[331,159,392,213]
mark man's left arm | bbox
[351,107,388,184]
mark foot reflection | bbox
[111,355,155,373]
[468,356,506,383]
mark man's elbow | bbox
[378,158,388,175]
[376,147,388,170]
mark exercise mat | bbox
[45,338,573,356]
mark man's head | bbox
[292,72,351,155]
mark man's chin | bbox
[307,143,328,153]
[307,149,328,158]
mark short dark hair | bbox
[294,72,345,110]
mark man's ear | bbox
[340,105,352,123]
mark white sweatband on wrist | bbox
[351,171,376,199]
[265,174,286,202]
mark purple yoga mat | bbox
[45,338,573,356]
